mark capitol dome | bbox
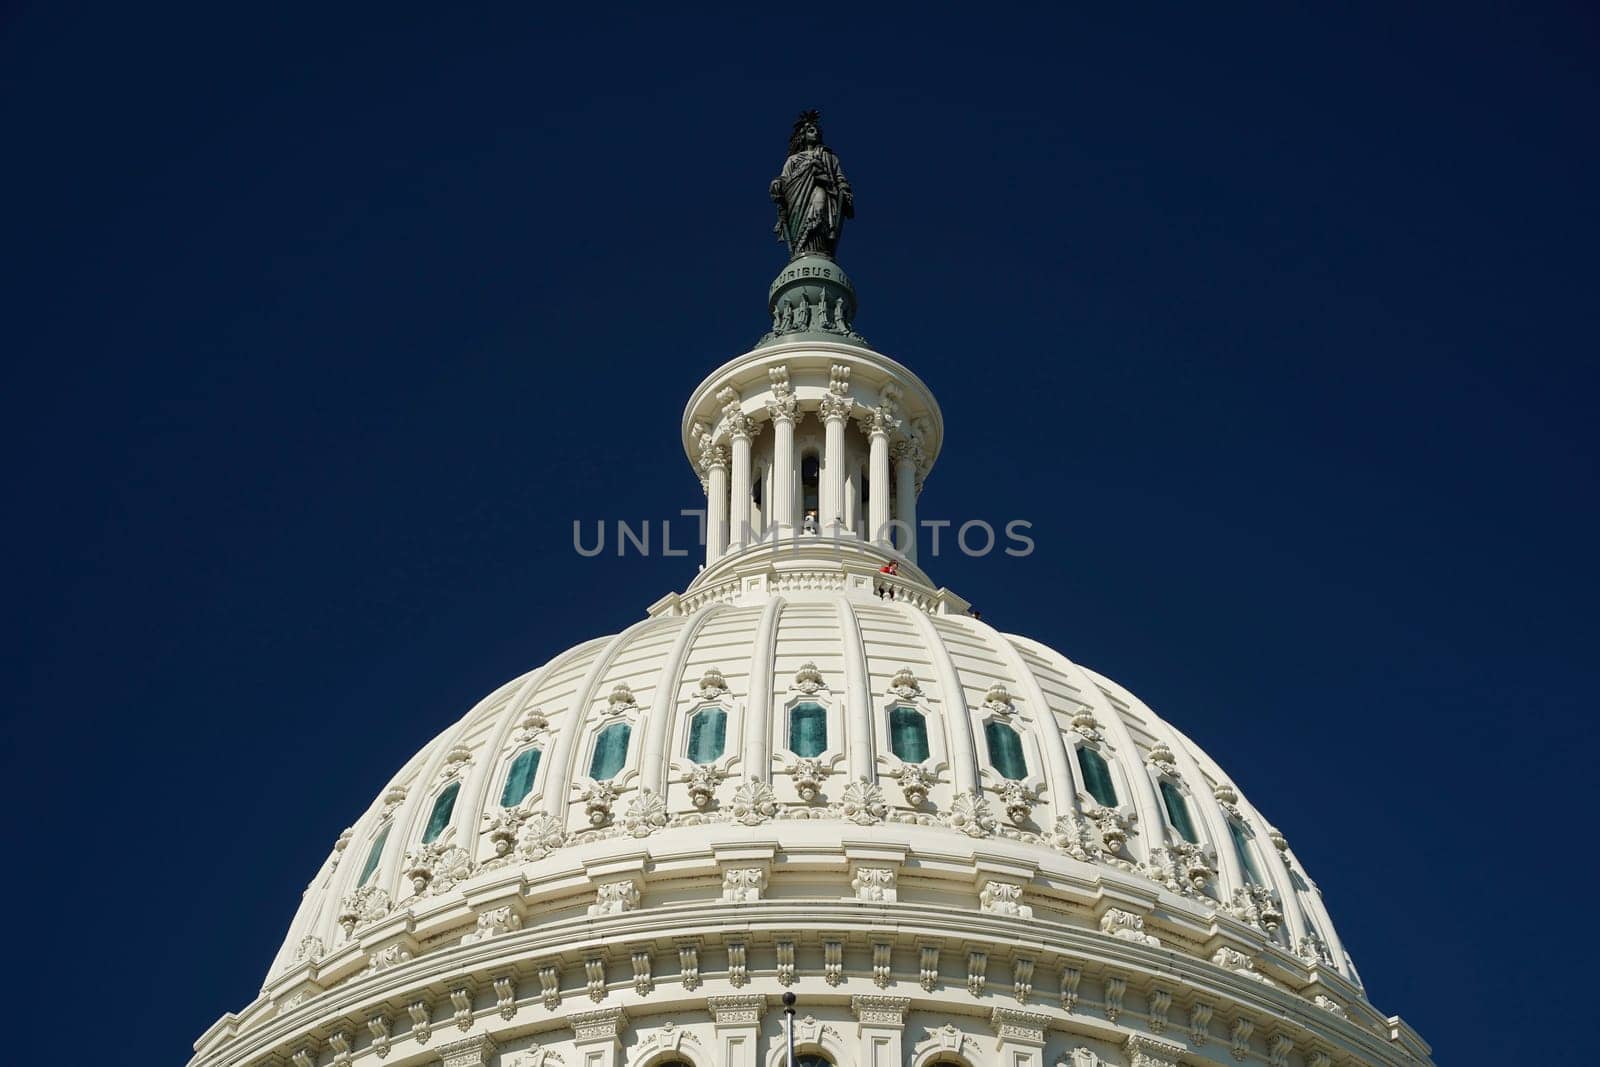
[193,117,1431,1067]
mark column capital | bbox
[859,405,899,438]
[891,438,922,466]
[567,1005,627,1043]
[707,994,767,1026]
[436,1033,497,1067]
[766,393,799,423]
[698,443,729,473]
[851,994,910,1027]
[820,393,855,423]
[724,409,759,441]
[989,1006,1050,1046]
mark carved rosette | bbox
[851,866,898,902]
[621,788,668,838]
[336,885,391,938]
[979,880,1033,919]
[840,777,888,825]
[946,791,997,837]
[730,780,779,825]
[720,867,766,903]
[514,813,567,860]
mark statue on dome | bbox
[770,109,853,260]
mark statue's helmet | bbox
[788,109,823,154]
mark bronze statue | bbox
[770,110,853,260]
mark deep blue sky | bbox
[5,5,1596,1063]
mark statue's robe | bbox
[775,147,852,258]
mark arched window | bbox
[796,1057,833,1067]
[500,747,542,807]
[984,720,1027,780]
[789,701,827,757]
[1159,779,1198,843]
[357,823,390,886]
[801,454,820,519]
[1077,746,1118,806]
[687,707,727,764]
[422,782,459,844]
[590,722,631,780]
[1229,819,1263,885]
[889,706,929,763]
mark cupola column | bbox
[726,410,756,550]
[701,444,729,566]
[865,412,892,545]
[767,379,798,537]
[892,439,919,562]
[820,391,854,535]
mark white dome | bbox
[192,181,1431,1067]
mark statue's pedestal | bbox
[759,254,866,346]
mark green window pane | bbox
[1077,746,1118,806]
[789,702,827,757]
[1160,779,1198,843]
[589,722,631,780]
[500,747,542,807]
[358,823,390,886]
[985,721,1027,780]
[422,782,459,844]
[889,706,929,763]
[1229,819,1263,884]
[687,708,727,764]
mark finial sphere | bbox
[770,109,854,260]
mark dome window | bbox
[984,720,1027,780]
[1229,819,1264,885]
[789,701,827,757]
[801,454,820,519]
[421,782,459,844]
[357,823,390,887]
[500,747,542,808]
[590,722,632,780]
[889,706,930,763]
[686,707,727,764]
[1159,779,1199,844]
[1077,746,1118,807]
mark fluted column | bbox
[893,439,919,562]
[865,410,892,545]
[701,442,728,566]
[820,392,853,536]
[766,382,798,537]
[727,411,755,550]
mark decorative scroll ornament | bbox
[858,404,900,438]
[379,785,408,816]
[1225,884,1284,934]
[1297,931,1334,967]
[721,867,766,903]
[731,779,779,825]
[983,682,1015,718]
[999,781,1036,826]
[887,666,922,701]
[294,935,324,965]
[1051,812,1104,862]
[461,906,522,945]
[979,880,1033,919]
[766,366,799,422]
[852,866,898,902]
[693,666,728,701]
[588,880,640,916]
[365,943,413,975]
[792,757,829,801]
[1312,993,1348,1018]
[686,763,723,809]
[947,790,997,837]
[840,777,888,824]
[792,661,827,694]
[1099,907,1161,947]
[578,780,618,827]
[1211,946,1274,985]
[1085,804,1134,855]
[622,788,668,838]
[896,763,934,807]
[336,886,392,938]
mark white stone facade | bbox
[191,337,1432,1067]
